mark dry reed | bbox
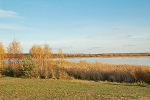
[57,60,150,83]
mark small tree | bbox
[30,44,53,78]
[57,48,64,67]
[7,39,24,70]
[29,44,43,60]
[42,44,53,78]
[21,58,38,78]
[29,44,43,75]
[43,44,52,68]
[57,48,64,59]
[0,42,6,75]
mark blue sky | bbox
[0,0,150,53]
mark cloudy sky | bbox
[0,0,150,54]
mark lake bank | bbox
[1,57,150,84]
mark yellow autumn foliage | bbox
[0,42,6,74]
[7,39,24,69]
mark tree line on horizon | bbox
[24,52,150,58]
[59,53,150,58]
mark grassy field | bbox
[0,77,150,100]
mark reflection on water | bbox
[65,57,150,66]
[2,59,23,64]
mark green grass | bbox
[0,77,150,100]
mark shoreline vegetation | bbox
[0,39,150,84]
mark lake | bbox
[65,57,150,66]
[3,57,150,66]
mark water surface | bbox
[65,57,150,66]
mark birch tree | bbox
[0,42,6,75]
[57,48,64,59]
[29,44,43,72]
[43,44,52,68]
[7,39,24,69]
[57,48,64,67]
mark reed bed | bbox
[60,60,150,83]
[1,59,150,84]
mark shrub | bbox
[4,66,14,77]
[21,58,39,78]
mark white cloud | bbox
[123,44,135,47]
[0,9,22,18]
[0,23,36,30]
[0,9,34,30]
[129,34,149,39]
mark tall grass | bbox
[1,59,150,84]
[61,60,150,83]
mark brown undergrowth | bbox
[1,59,150,84]
[60,60,150,83]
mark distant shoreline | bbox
[64,56,150,58]
[4,53,150,59]
[23,53,150,58]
